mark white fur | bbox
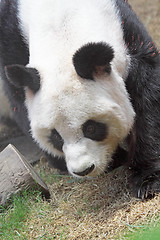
[18,0,135,176]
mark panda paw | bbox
[132,170,160,199]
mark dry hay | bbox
[26,162,160,240]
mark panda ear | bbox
[4,64,40,93]
[73,42,114,80]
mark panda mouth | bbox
[73,164,95,176]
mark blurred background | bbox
[130,0,160,47]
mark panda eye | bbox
[49,129,64,152]
[85,125,95,135]
[82,120,107,141]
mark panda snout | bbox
[73,164,95,176]
[63,142,104,177]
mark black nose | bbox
[73,164,95,176]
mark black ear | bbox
[4,64,40,93]
[73,42,114,80]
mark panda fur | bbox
[0,0,160,199]
[0,75,12,119]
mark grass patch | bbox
[37,165,77,185]
[118,214,160,240]
[121,224,160,240]
[0,190,42,240]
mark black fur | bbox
[5,64,40,93]
[115,0,160,199]
[0,0,29,134]
[49,129,64,152]
[46,153,67,172]
[82,120,107,142]
[73,42,114,80]
[107,146,128,172]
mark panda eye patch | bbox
[49,129,64,152]
[82,120,107,141]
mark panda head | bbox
[5,42,135,177]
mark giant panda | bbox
[0,0,160,199]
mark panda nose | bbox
[73,164,95,176]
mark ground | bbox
[0,0,160,239]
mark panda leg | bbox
[128,111,160,199]
[125,55,160,199]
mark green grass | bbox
[119,219,160,240]
[37,167,73,184]
[123,227,160,240]
[37,167,83,185]
[0,190,42,240]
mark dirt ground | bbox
[30,163,160,239]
